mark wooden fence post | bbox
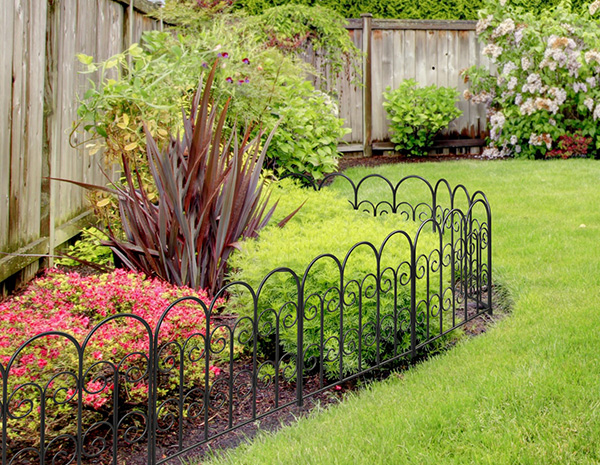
[361,13,373,158]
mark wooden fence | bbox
[0,0,162,291]
[303,16,490,156]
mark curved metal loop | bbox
[117,410,149,445]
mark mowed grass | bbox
[206,159,600,465]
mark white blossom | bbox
[490,111,505,141]
[507,76,518,91]
[548,87,567,105]
[501,90,515,101]
[561,23,575,34]
[514,27,525,46]
[476,15,494,35]
[529,133,553,149]
[585,97,595,111]
[594,103,600,120]
[490,111,506,129]
[521,57,532,70]
[502,61,518,76]
[481,147,501,158]
[520,98,536,115]
[492,18,515,38]
[515,145,522,153]
[470,90,494,106]
[567,51,582,77]
[522,73,542,93]
[539,58,558,71]
[586,76,597,87]
[547,35,576,51]
[510,135,518,145]
[572,82,588,93]
[590,0,600,16]
[483,44,503,61]
[584,50,600,64]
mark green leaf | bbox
[77,53,94,65]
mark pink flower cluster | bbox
[0,268,225,410]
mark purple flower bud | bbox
[244,78,250,83]
[202,62,209,68]
[242,57,250,65]
[218,52,229,59]
[225,77,233,83]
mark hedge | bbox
[233,0,587,20]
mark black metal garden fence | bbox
[0,174,491,465]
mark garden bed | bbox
[0,173,492,465]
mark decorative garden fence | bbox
[0,174,491,464]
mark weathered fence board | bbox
[0,0,161,288]
[0,0,16,256]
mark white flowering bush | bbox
[462,0,600,158]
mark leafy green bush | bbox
[268,79,349,179]
[234,0,587,20]
[248,4,359,76]
[77,7,355,183]
[383,79,462,156]
[228,180,441,378]
[56,227,113,267]
[462,0,600,159]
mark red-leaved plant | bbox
[545,132,592,159]
[60,61,299,295]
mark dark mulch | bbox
[335,152,485,172]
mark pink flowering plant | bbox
[462,0,600,158]
[0,268,225,445]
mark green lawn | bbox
[208,159,600,464]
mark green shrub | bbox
[228,180,442,378]
[248,4,359,77]
[233,0,587,20]
[56,227,113,267]
[463,0,600,159]
[268,79,350,179]
[77,8,353,183]
[383,79,462,156]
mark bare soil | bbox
[335,152,485,172]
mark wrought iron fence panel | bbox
[0,174,492,464]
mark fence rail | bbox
[0,175,492,464]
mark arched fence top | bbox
[281,173,490,222]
